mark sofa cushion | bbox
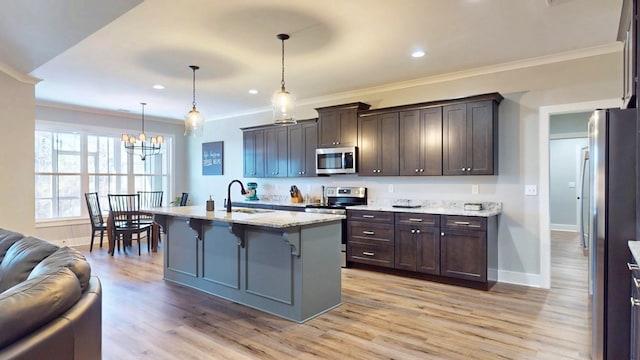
[0,228,24,264]
[0,236,59,293]
[0,267,81,348]
[29,246,91,293]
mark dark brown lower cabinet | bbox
[394,213,440,275]
[348,210,498,290]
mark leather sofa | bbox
[0,228,101,360]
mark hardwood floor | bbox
[82,230,590,359]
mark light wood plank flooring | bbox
[81,230,590,359]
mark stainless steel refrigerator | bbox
[583,108,636,360]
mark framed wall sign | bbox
[202,141,223,175]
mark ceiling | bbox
[0,0,625,122]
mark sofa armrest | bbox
[0,277,102,360]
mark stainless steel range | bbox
[305,186,367,267]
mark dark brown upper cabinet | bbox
[288,120,318,177]
[316,102,370,148]
[442,99,500,175]
[358,112,399,176]
[265,126,288,177]
[399,108,443,176]
[243,129,265,177]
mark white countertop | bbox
[629,241,640,264]
[149,205,344,228]
[346,204,501,217]
[232,199,308,208]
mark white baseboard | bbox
[550,223,577,232]
[498,270,544,288]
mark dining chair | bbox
[179,192,189,206]
[84,192,107,252]
[138,190,163,209]
[107,193,153,256]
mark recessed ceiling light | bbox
[249,89,258,95]
[411,50,426,58]
[153,84,165,90]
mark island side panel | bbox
[202,223,241,290]
[299,221,342,321]
[164,216,199,282]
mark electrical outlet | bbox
[388,184,394,193]
[471,185,479,195]
[525,185,538,196]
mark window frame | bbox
[35,120,174,226]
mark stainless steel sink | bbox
[230,208,273,214]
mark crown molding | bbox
[0,60,41,85]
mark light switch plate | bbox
[472,185,479,195]
[568,182,576,188]
[388,184,394,193]
[525,185,537,196]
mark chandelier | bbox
[272,33,296,125]
[122,102,163,161]
[185,65,204,136]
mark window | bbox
[35,124,172,221]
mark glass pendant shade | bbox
[272,88,296,125]
[184,106,205,137]
[185,65,204,137]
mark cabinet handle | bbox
[441,232,445,236]
[628,263,640,271]
[362,215,375,218]
[632,297,640,307]
[454,221,470,225]
[362,230,375,235]
[461,168,466,171]
[362,251,375,256]
[468,224,481,228]
[408,218,423,222]
[416,229,421,234]
[467,167,472,171]
[634,277,640,289]
[420,169,424,172]
[411,229,416,234]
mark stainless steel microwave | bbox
[315,147,357,174]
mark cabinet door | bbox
[358,113,398,176]
[416,227,440,275]
[394,225,417,271]
[467,100,495,175]
[301,121,318,176]
[379,112,399,175]
[265,127,287,177]
[338,108,358,147]
[243,129,264,177]
[420,107,443,175]
[440,228,486,282]
[399,110,421,175]
[442,103,467,175]
[358,115,379,175]
[318,110,340,147]
[287,124,304,177]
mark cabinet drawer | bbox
[348,221,394,246]
[348,210,394,223]
[442,215,486,231]
[395,213,439,227]
[348,241,394,268]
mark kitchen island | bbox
[150,206,344,323]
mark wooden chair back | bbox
[138,191,163,209]
[85,192,104,227]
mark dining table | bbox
[106,210,159,255]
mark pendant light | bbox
[122,102,163,161]
[185,65,204,137]
[272,33,296,125]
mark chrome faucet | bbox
[226,180,247,213]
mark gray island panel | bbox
[154,209,343,323]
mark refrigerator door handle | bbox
[578,151,589,251]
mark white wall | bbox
[188,51,621,287]
[0,70,36,235]
[549,138,588,231]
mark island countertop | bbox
[149,205,344,228]
[346,204,501,217]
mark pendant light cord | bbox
[141,102,146,134]
[281,38,286,90]
[192,68,197,108]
